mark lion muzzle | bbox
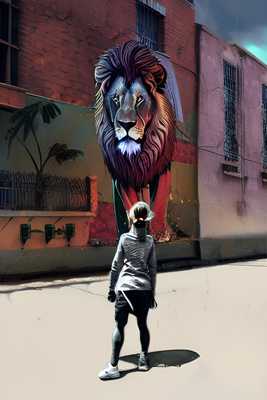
[116,113,141,142]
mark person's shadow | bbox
[119,349,200,377]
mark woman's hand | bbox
[149,293,158,309]
[108,290,116,303]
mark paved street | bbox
[0,259,267,400]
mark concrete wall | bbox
[198,26,267,260]
[0,240,198,277]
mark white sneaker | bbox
[138,352,150,371]
[98,363,120,380]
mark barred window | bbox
[0,0,19,85]
[224,60,239,162]
[136,0,164,52]
[262,85,267,168]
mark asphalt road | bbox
[0,258,267,399]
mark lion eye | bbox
[112,95,120,105]
[136,95,144,106]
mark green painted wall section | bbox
[0,94,198,249]
[0,95,113,203]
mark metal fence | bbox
[262,85,267,168]
[0,170,91,211]
[224,60,239,162]
[136,1,164,52]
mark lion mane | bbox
[95,40,176,189]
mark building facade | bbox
[198,25,267,260]
[0,0,198,275]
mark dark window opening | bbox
[136,1,164,52]
[0,44,7,81]
[0,0,19,85]
[0,2,9,41]
[262,85,267,168]
[224,60,239,162]
[11,6,19,45]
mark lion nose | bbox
[118,121,136,133]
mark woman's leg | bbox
[110,310,129,366]
[136,309,150,353]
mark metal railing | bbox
[0,170,91,211]
[224,60,239,162]
[262,85,267,168]
[136,1,164,52]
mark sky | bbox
[195,0,267,64]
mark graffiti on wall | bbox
[95,40,178,241]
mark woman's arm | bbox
[148,241,157,295]
[109,235,125,291]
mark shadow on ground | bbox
[119,349,200,377]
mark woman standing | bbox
[98,201,157,380]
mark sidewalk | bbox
[0,259,267,399]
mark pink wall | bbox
[198,26,267,240]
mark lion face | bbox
[95,41,176,189]
[105,76,153,156]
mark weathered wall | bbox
[198,26,267,260]
[0,0,199,273]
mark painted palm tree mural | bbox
[5,101,84,209]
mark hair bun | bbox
[134,219,146,228]
[129,201,154,225]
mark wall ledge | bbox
[200,236,267,262]
[261,171,267,183]
[222,162,246,179]
[0,210,96,217]
[0,83,27,109]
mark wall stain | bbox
[0,217,14,232]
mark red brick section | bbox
[18,0,136,106]
[17,0,196,117]
[89,202,117,246]
[0,83,26,109]
[164,0,197,121]
[173,140,197,164]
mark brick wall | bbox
[17,0,196,118]
[18,0,136,106]
[164,0,197,119]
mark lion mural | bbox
[95,41,176,240]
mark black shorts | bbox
[115,290,152,321]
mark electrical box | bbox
[20,224,31,245]
[65,224,75,242]
[44,224,55,243]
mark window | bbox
[262,85,267,169]
[0,0,19,85]
[136,0,165,52]
[223,60,239,162]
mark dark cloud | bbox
[195,0,267,39]
[195,0,267,63]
